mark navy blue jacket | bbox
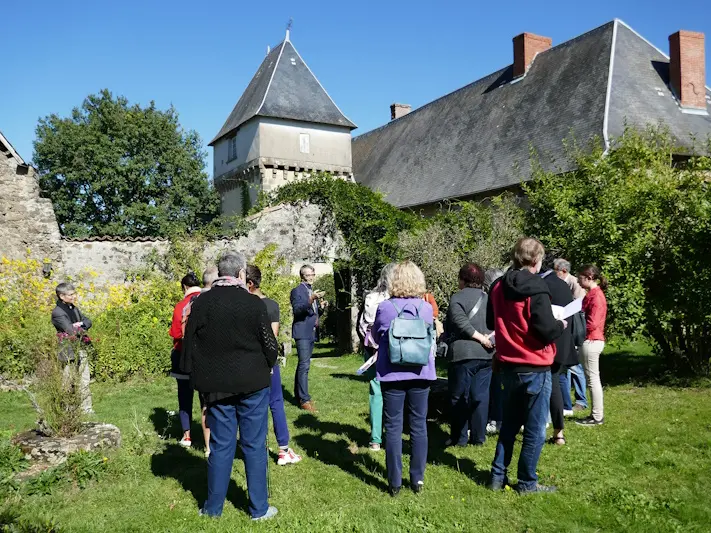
[291,283,321,340]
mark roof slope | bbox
[352,22,615,208]
[210,39,356,145]
[607,21,711,145]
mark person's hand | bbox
[481,337,493,349]
[562,319,568,329]
[321,300,329,309]
[72,322,83,330]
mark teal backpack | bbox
[387,301,435,367]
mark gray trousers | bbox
[63,350,93,413]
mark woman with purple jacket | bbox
[372,261,436,496]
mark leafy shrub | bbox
[525,126,711,374]
[34,349,84,437]
[313,273,337,341]
[251,244,300,343]
[0,506,62,533]
[398,195,524,315]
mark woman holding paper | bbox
[576,265,608,427]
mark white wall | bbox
[258,118,352,169]
[213,119,260,178]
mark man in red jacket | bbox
[486,238,567,494]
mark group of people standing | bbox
[49,237,608,519]
[358,237,608,494]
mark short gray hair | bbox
[299,264,315,280]
[374,262,397,294]
[202,266,219,287]
[553,258,571,273]
[484,269,504,292]
[218,251,246,277]
[55,282,76,299]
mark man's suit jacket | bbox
[291,283,320,340]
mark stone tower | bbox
[210,30,356,216]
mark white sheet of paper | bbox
[551,298,583,320]
[356,355,377,375]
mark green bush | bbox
[525,126,711,374]
[90,278,181,381]
[34,350,85,437]
[251,244,300,343]
[0,307,55,378]
[398,195,524,315]
[313,273,337,341]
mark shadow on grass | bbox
[426,419,491,486]
[331,373,369,383]
[149,407,207,451]
[150,443,249,514]
[293,413,388,492]
[600,349,667,387]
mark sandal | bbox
[548,436,566,446]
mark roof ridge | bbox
[602,20,620,152]
[354,20,617,141]
[616,19,711,93]
[254,41,287,119]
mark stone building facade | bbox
[210,31,356,216]
[0,131,62,266]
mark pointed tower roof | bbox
[210,36,356,146]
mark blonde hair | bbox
[390,261,426,298]
[512,237,545,269]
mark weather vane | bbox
[286,18,293,33]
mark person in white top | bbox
[359,263,397,451]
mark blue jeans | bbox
[381,380,430,489]
[560,363,588,410]
[270,365,289,447]
[491,370,552,491]
[489,371,503,423]
[448,359,492,445]
[176,378,193,433]
[203,387,270,519]
[294,339,314,404]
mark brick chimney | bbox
[513,33,552,78]
[669,31,706,111]
[390,103,411,121]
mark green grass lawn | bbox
[1,342,710,532]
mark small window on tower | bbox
[228,135,238,161]
[299,133,310,154]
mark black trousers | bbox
[549,363,565,431]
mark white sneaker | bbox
[277,448,302,466]
[368,442,381,451]
[178,436,192,448]
[563,409,574,417]
[486,421,500,435]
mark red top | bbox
[169,288,201,351]
[490,282,557,367]
[582,286,607,341]
[424,293,439,318]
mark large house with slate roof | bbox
[212,20,711,216]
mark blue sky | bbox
[2,0,710,176]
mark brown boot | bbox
[300,401,317,413]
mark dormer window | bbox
[227,134,238,161]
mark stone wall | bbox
[60,203,339,285]
[0,156,62,265]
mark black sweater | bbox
[541,271,579,368]
[181,285,279,399]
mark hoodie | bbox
[486,269,565,371]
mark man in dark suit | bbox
[290,264,327,412]
[51,282,94,414]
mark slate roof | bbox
[353,20,711,209]
[210,38,356,146]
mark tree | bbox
[525,126,711,374]
[34,89,219,238]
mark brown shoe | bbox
[300,401,317,413]
[572,404,586,412]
